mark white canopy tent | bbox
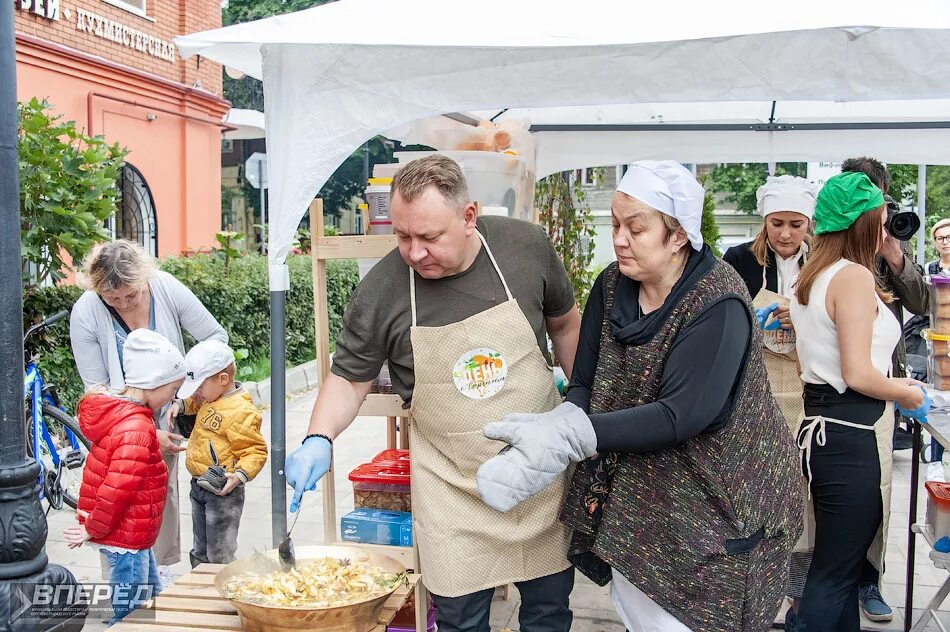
[222,108,265,140]
[460,100,950,177]
[176,0,950,542]
[179,0,950,279]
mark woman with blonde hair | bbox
[787,172,931,632]
[70,239,227,583]
[724,175,818,428]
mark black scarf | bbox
[609,244,716,345]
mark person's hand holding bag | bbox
[476,402,598,513]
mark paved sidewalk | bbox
[46,390,950,630]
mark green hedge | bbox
[23,254,359,411]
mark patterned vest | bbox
[561,260,803,630]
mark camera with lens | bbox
[884,194,921,241]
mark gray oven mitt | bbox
[476,402,598,513]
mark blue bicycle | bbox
[24,310,90,510]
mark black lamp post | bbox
[0,3,85,630]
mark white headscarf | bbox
[756,175,819,220]
[616,161,706,251]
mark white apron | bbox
[408,231,572,598]
[792,405,894,572]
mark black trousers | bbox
[430,566,574,632]
[792,385,884,632]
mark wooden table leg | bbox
[387,417,397,449]
[400,417,410,450]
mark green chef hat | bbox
[814,171,885,235]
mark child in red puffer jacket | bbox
[64,329,186,626]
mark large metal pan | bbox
[214,545,406,632]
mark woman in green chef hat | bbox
[787,171,932,632]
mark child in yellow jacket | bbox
[175,340,267,567]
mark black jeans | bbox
[792,385,884,632]
[430,566,574,632]
[189,478,245,567]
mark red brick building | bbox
[15,0,228,257]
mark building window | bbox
[102,0,148,19]
[110,163,158,256]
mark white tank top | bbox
[790,259,900,394]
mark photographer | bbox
[839,157,928,623]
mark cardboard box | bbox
[341,508,412,547]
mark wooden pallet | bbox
[112,563,420,631]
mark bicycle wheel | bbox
[29,404,90,510]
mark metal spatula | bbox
[278,501,302,570]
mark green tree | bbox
[18,98,127,286]
[888,164,950,262]
[709,163,807,213]
[536,170,599,310]
[699,178,722,257]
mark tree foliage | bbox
[536,171,599,310]
[18,98,127,286]
[709,163,806,214]
[699,178,722,257]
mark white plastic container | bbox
[369,219,393,235]
[366,177,392,220]
[926,481,950,541]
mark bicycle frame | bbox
[24,360,81,499]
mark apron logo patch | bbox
[453,348,507,400]
[763,328,796,355]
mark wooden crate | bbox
[112,563,420,631]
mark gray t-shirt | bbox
[332,216,575,403]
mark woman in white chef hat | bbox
[723,175,819,429]
[475,161,804,631]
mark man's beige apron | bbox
[408,231,572,598]
[793,405,894,574]
[750,266,803,432]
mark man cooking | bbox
[285,154,582,632]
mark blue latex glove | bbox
[936,536,950,553]
[285,436,332,513]
[896,386,932,423]
[755,302,781,331]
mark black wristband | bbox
[303,433,333,447]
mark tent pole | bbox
[917,165,927,267]
[270,287,288,547]
[260,160,266,254]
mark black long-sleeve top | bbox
[566,272,752,453]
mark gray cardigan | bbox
[70,270,227,391]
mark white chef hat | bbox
[616,161,706,251]
[123,329,187,390]
[756,175,819,220]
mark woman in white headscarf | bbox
[475,161,804,632]
[723,175,818,428]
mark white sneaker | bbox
[158,565,174,590]
[928,461,946,483]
